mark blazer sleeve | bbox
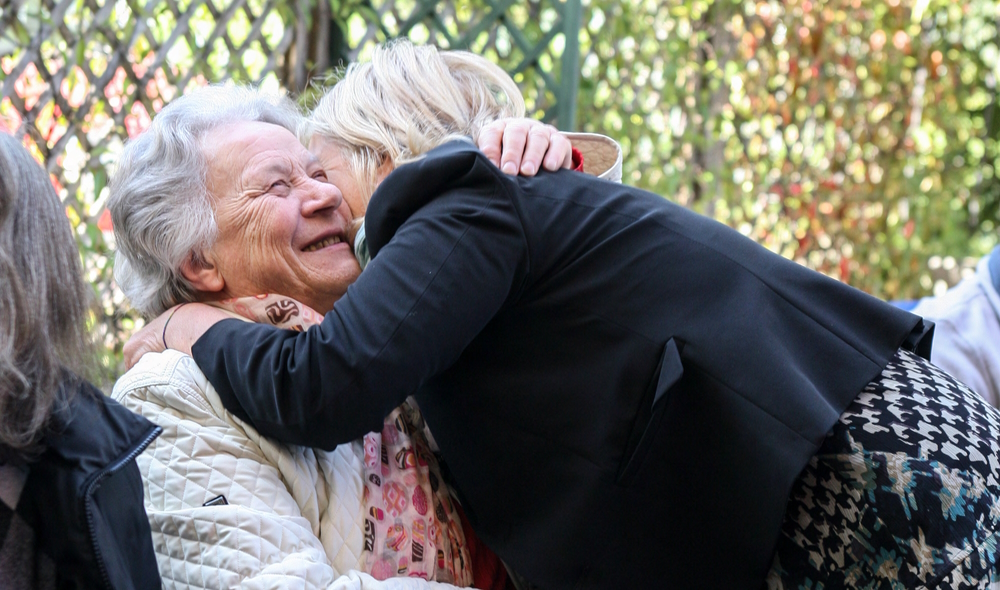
[192,148,529,451]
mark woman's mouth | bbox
[303,236,342,252]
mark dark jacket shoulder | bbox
[366,140,501,259]
[18,378,162,590]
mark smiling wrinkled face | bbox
[201,121,361,314]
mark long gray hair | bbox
[0,133,94,460]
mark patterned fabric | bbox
[213,294,473,585]
[766,348,1000,589]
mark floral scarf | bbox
[213,294,473,585]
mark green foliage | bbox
[574,0,1000,299]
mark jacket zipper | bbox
[83,425,163,589]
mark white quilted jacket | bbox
[112,349,461,590]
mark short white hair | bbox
[307,40,526,210]
[108,85,302,317]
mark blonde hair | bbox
[307,40,526,209]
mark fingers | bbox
[123,336,139,370]
[123,323,161,370]
[123,303,226,369]
[123,306,174,369]
[477,120,505,168]
[519,124,555,176]
[541,129,574,171]
[476,118,573,176]
[499,120,529,175]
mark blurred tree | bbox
[575,0,1000,300]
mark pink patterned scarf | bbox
[212,294,473,585]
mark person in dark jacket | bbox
[0,132,161,589]
[121,43,1000,590]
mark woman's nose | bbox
[302,179,343,216]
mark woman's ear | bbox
[179,251,225,293]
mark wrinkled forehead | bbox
[202,120,304,157]
[201,121,318,183]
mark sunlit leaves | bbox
[575,0,999,299]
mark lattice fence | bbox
[353,0,581,126]
[0,0,582,384]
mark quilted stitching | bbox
[112,350,387,588]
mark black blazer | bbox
[193,140,930,589]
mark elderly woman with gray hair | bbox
[108,59,617,587]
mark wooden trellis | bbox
[0,0,582,381]
[351,0,581,129]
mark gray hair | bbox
[0,133,94,459]
[108,85,302,317]
[307,40,526,210]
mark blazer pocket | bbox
[616,338,683,486]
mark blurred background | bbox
[2,0,998,386]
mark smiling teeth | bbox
[304,236,341,252]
